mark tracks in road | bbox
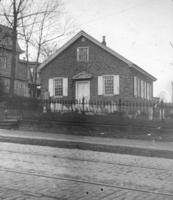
[0,146,173,199]
[0,167,173,199]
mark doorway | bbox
[75,81,90,101]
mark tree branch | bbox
[41,31,65,45]
[17,10,56,20]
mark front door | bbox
[76,81,90,101]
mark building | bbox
[19,60,41,97]
[39,31,156,104]
[0,24,32,97]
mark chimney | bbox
[102,36,106,46]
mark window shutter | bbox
[140,80,143,98]
[48,78,54,97]
[134,76,137,97]
[98,76,103,95]
[145,82,147,99]
[149,84,152,100]
[114,75,119,95]
[77,48,79,61]
[63,78,68,96]
[137,78,140,97]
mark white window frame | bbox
[147,83,150,100]
[77,47,89,62]
[48,77,68,97]
[141,80,144,99]
[137,78,141,97]
[134,76,137,97]
[98,75,119,96]
[134,77,152,100]
[134,76,141,98]
[53,77,64,97]
[149,84,152,100]
[103,75,114,96]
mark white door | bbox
[76,81,90,101]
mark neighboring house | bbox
[38,31,156,104]
[19,60,41,97]
[0,24,30,97]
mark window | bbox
[103,75,114,95]
[140,80,144,98]
[49,78,68,97]
[134,76,152,100]
[148,84,152,100]
[134,76,137,97]
[147,83,150,100]
[0,56,7,68]
[98,75,119,96]
[149,84,152,100]
[54,78,63,96]
[144,82,147,99]
[137,78,140,97]
[134,76,141,97]
[77,47,89,62]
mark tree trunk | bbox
[9,1,17,97]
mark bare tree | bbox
[1,0,22,96]
[38,17,77,61]
[0,0,76,97]
[20,11,38,97]
[0,0,64,97]
[0,0,37,97]
[29,1,64,97]
[26,1,76,97]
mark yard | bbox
[17,111,173,142]
[1,96,173,142]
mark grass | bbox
[17,112,173,142]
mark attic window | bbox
[81,37,85,42]
[77,47,89,62]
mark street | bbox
[0,142,173,199]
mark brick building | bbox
[39,31,156,103]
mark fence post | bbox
[82,97,85,114]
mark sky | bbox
[61,0,173,102]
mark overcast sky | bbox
[62,0,173,101]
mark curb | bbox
[0,136,173,159]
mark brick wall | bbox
[40,36,153,101]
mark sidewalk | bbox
[0,128,173,159]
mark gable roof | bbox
[38,30,156,81]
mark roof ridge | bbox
[38,30,156,81]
